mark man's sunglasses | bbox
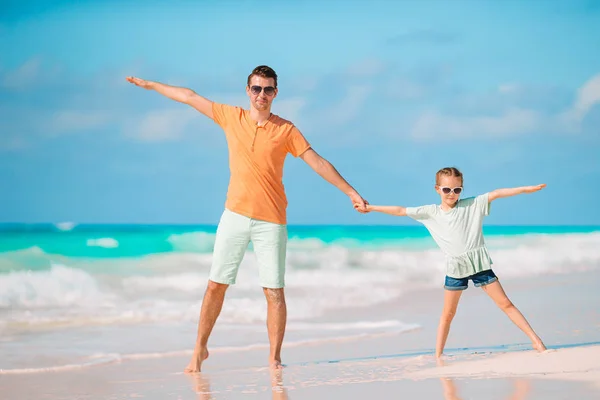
[250,85,276,96]
[439,186,463,195]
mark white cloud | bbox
[386,78,426,99]
[273,97,306,122]
[325,85,371,125]
[498,83,520,94]
[412,108,543,139]
[49,110,112,134]
[0,136,28,151]
[572,74,600,118]
[2,58,42,90]
[126,108,200,142]
[213,94,247,108]
[346,59,385,77]
[387,29,458,45]
[411,73,600,139]
[120,93,306,143]
[559,73,600,129]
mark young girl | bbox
[358,167,547,358]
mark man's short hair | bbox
[247,65,278,88]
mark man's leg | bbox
[263,287,286,369]
[251,219,288,369]
[185,210,251,373]
[185,280,229,373]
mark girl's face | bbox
[435,175,463,207]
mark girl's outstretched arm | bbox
[488,184,546,202]
[359,204,407,216]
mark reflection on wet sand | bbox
[440,377,530,400]
[271,368,289,400]
[189,373,214,400]
[437,357,530,400]
[188,368,289,399]
[187,360,533,400]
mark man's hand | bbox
[126,76,153,90]
[354,203,372,213]
[349,191,368,214]
[523,184,546,193]
[125,77,213,118]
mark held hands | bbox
[126,76,153,90]
[350,191,372,213]
[348,191,369,214]
[523,184,547,193]
[354,203,372,213]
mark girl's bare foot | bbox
[436,356,446,367]
[184,347,209,373]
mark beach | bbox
[3,0,599,397]
[1,224,599,399]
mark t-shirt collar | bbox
[244,109,273,128]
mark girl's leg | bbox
[481,281,546,352]
[436,289,463,358]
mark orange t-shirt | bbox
[212,103,311,225]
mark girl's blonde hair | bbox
[435,167,463,186]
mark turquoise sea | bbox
[1,223,599,374]
[2,223,599,258]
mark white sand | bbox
[410,346,600,389]
[1,271,599,399]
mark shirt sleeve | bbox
[405,205,434,221]
[475,193,491,216]
[211,102,232,128]
[286,125,311,157]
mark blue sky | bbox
[1,0,599,225]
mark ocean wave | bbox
[0,353,121,375]
[167,232,216,253]
[167,232,353,252]
[0,263,115,309]
[123,272,206,292]
[86,238,119,248]
[55,222,77,232]
[0,232,599,331]
[3,226,598,258]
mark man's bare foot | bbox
[184,347,209,374]
[533,340,547,353]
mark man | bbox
[126,65,368,372]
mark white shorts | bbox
[209,209,287,288]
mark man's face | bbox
[246,75,278,111]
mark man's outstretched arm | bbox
[126,76,213,119]
[300,148,368,212]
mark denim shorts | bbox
[444,269,498,291]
